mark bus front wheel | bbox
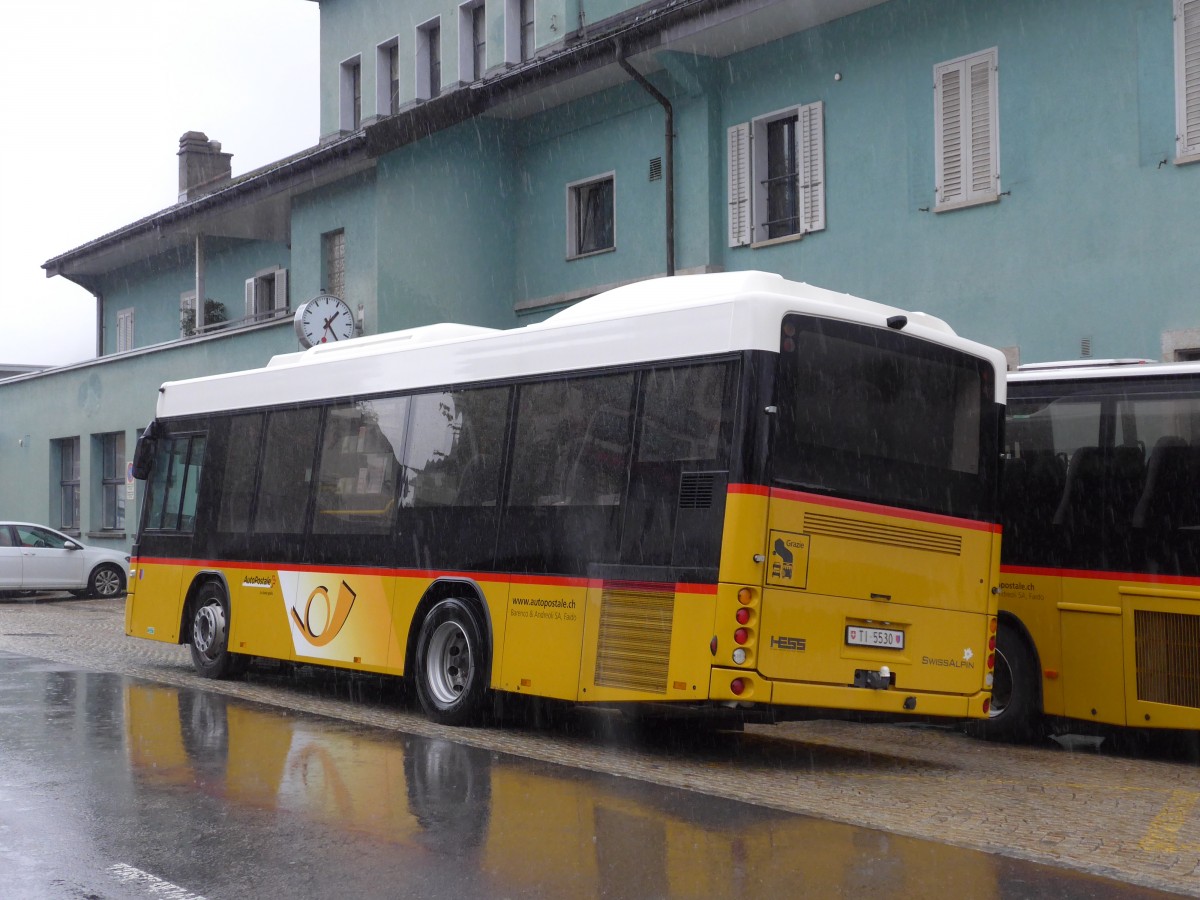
[188,583,249,680]
[414,598,488,726]
[972,620,1042,743]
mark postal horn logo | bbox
[291,581,357,647]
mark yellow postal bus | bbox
[127,271,1005,726]
[987,359,1200,740]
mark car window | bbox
[14,527,70,550]
[0,527,13,548]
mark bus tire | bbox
[414,598,488,726]
[971,620,1042,743]
[188,583,248,680]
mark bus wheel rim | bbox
[426,620,472,707]
[194,603,226,659]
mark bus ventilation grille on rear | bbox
[803,512,963,555]
[678,472,716,509]
[594,582,675,694]
[1135,610,1200,710]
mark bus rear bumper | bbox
[708,667,989,719]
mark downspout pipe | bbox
[616,47,674,277]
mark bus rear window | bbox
[772,315,997,520]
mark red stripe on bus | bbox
[727,483,770,496]
[132,558,719,591]
[1000,564,1200,588]
[767,487,1001,533]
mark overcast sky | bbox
[0,0,319,366]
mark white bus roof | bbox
[1010,358,1200,384]
[155,271,1008,418]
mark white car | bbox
[0,522,129,598]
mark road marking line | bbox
[1138,790,1200,853]
[107,863,207,900]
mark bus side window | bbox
[216,413,263,533]
[313,397,407,534]
[401,387,507,509]
[252,408,321,534]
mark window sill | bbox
[750,231,805,249]
[567,246,615,261]
[86,532,128,541]
[934,193,1000,213]
[1174,153,1200,167]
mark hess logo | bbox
[291,581,357,647]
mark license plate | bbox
[845,625,904,649]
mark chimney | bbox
[177,131,233,202]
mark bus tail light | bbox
[730,677,746,696]
[734,628,749,645]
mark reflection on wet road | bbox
[0,652,1176,899]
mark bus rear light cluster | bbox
[730,586,758,666]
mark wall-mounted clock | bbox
[294,294,356,348]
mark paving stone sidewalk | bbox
[0,596,1196,896]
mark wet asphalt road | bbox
[0,647,1184,899]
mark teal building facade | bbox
[2,0,1198,554]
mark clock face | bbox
[295,295,356,348]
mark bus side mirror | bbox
[131,419,159,481]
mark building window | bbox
[180,292,197,337]
[933,48,999,210]
[341,56,362,131]
[460,2,486,82]
[244,267,289,321]
[417,19,441,101]
[116,307,135,353]
[727,101,825,247]
[57,437,80,531]
[323,230,346,301]
[377,39,401,116]
[567,173,615,258]
[99,432,126,531]
[1176,0,1200,162]
[505,0,533,64]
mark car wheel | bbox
[414,598,489,726]
[88,563,126,598]
[188,583,249,679]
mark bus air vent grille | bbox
[803,512,962,555]
[1134,610,1200,709]
[595,582,674,694]
[678,472,716,509]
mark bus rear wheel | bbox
[189,583,249,680]
[971,620,1041,743]
[414,598,488,726]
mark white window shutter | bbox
[274,268,289,311]
[1177,0,1200,159]
[967,54,998,196]
[727,123,751,247]
[797,101,825,233]
[935,61,963,205]
[935,48,998,208]
[245,277,256,318]
[117,309,134,353]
